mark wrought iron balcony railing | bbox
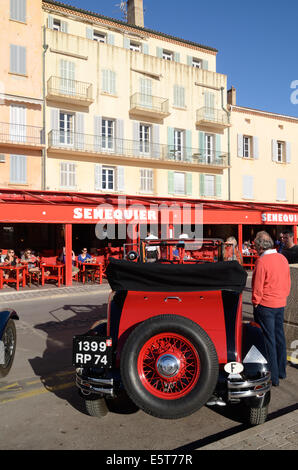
[0,122,44,146]
[196,107,230,128]
[130,93,170,117]
[47,76,93,104]
[48,130,228,168]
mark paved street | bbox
[0,278,297,451]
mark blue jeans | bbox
[253,305,287,386]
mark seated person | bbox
[21,248,41,276]
[0,249,6,263]
[224,237,243,264]
[78,248,92,263]
[2,249,22,284]
[242,241,250,256]
[59,247,79,277]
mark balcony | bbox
[130,93,170,120]
[196,107,230,130]
[0,122,44,150]
[46,76,94,106]
[48,130,228,170]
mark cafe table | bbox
[0,264,27,290]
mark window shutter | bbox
[277,178,286,201]
[75,113,84,150]
[237,134,243,158]
[286,142,291,163]
[199,173,205,197]
[123,37,130,49]
[142,43,149,54]
[50,108,59,145]
[167,127,174,159]
[132,121,139,156]
[253,136,259,159]
[243,175,253,199]
[202,60,208,70]
[110,71,116,94]
[10,45,26,75]
[199,131,205,156]
[186,173,192,196]
[60,21,68,33]
[187,56,193,66]
[117,166,125,192]
[10,0,26,22]
[152,124,160,159]
[215,175,222,198]
[95,164,102,190]
[107,33,114,45]
[116,119,124,154]
[140,77,152,107]
[47,14,54,29]
[185,130,192,161]
[10,155,27,184]
[168,171,174,194]
[102,70,109,93]
[94,115,102,152]
[174,52,180,63]
[272,139,278,161]
[216,134,221,162]
[86,27,93,39]
[156,47,163,58]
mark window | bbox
[10,105,26,143]
[102,167,115,191]
[48,16,68,33]
[10,44,26,75]
[173,129,184,160]
[200,174,221,198]
[243,136,251,158]
[242,175,254,199]
[130,41,141,52]
[101,119,115,152]
[192,58,202,68]
[163,50,173,61]
[93,30,106,43]
[140,169,153,193]
[59,111,74,145]
[173,85,185,108]
[204,175,216,197]
[60,162,76,188]
[140,78,153,108]
[174,172,185,195]
[139,124,151,155]
[205,134,215,163]
[60,60,75,95]
[10,155,27,184]
[277,141,284,163]
[53,19,61,31]
[10,0,26,23]
[102,70,116,95]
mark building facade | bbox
[0,0,44,189]
[42,0,230,200]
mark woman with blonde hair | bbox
[224,236,243,264]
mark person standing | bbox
[252,231,291,386]
[281,230,298,263]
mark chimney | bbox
[227,86,236,106]
[127,0,144,27]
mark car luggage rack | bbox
[227,371,271,400]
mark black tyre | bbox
[84,394,109,418]
[246,405,269,426]
[120,314,219,419]
[0,319,17,378]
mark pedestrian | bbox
[223,236,242,264]
[145,230,160,262]
[281,230,298,264]
[252,231,291,386]
[275,232,284,253]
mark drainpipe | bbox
[221,87,231,201]
[42,26,48,190]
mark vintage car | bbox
[73,248,271,426]
[0,310,18,378]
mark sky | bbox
[59,0,298,117]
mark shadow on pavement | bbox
[28,303,107,415]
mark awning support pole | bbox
[65,223,73,286]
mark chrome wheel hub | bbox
[156,354,180,378]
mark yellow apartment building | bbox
[228,87,298,204]
[42,0,230,200]
[0,0,44,189]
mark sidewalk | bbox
[0,280,111,303]
[199,409,298,450]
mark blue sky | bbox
[61,0,298,117]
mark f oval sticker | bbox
[224,362,244,374]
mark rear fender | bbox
[0,310,19,339]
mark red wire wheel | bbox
[137,332,200,399]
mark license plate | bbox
[72,336,113,368]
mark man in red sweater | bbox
[252,231,291,386]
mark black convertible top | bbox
[106,258,248,293]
